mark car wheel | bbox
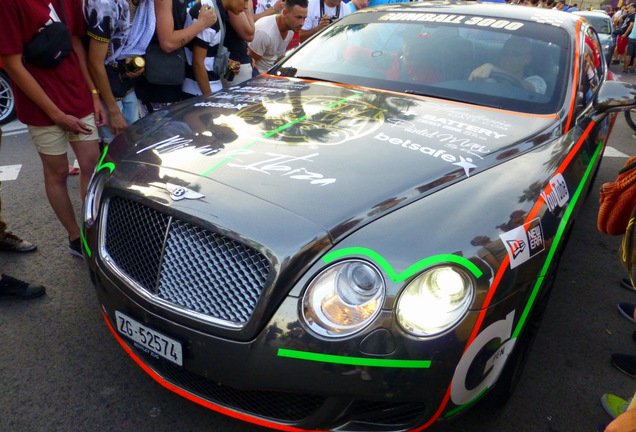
[483,282,553,406]
[0,69,17,126]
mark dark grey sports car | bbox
[82,3,636,431]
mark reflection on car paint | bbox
[200,93,364,177]
[235,95,385,145]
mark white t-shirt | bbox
[525,75,547,95]
[182,0,223,96]
[254,0,276,14]
[249,15,293,73]
[301,0,351,32]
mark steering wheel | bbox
[489,71,524,88]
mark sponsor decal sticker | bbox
[386,118,496,159]
[136,135,224,157]
[499,218,544,269]
[436,105,512,131]
[540,173,569,212]
[226,152,337,186]
[374,132,477,176]
[193,101,252,110]
[379,13,525,31]
[451,311,516,406]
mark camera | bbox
[327,15,337,23]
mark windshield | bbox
[581,15,612,34]
[274,10,571,114]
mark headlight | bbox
[302,260,385,338]
[83,170,107,228]
[396,266,474,337]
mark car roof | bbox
[573,10,610,17]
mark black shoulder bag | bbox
[24,0,72,69]
[144,0,187,85]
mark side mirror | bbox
[620,206,636,288]
[594,80,636,113]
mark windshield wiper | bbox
[275,68,338,84]
[293,76,339,84]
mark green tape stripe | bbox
[80,229,91,258]
[200,93,361,177]
[445,142,604,418]
[277,348,431,368]
[512,141,604,339]
[322,247,483,283]
[96,145,115,174]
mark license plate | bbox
[115,311,183,366]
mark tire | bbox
[625,109,636,134]
[0,69,16,126]
[483,281,553,407]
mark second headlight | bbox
[396,266,474,337]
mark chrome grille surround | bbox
[99,196,270,328]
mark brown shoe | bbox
[0,232,37,252]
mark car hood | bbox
[114,76,557,239]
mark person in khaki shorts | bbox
[0,0,106,257]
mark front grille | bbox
[103,196,270,325]
[136,347,326,422]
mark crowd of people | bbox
[0,0,596,288]
[0,0,410,295]
[0,0,314,297]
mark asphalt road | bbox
[1,65,636,432]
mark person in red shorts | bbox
[0,0,105,257]
[618,5,635,73]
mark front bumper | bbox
[90,257,471,432]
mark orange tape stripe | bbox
[565,19,583,132]
[418,119,597,429]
